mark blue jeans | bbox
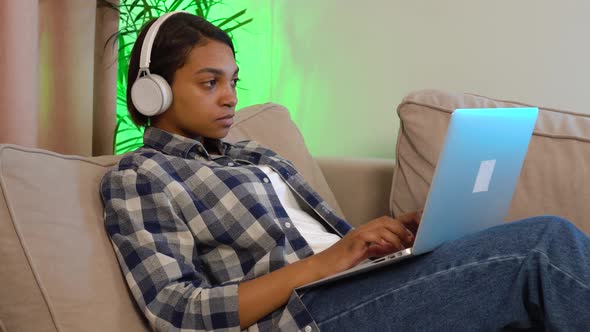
[300,216,590,331]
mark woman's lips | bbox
[216,115,234,127]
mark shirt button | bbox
[263,178,270,183]
[284,222,291,228]
[304,326,312,332]
[227,162,235,167]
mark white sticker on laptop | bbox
[473,160,496,193]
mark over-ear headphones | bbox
[131,11,186,117]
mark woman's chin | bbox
[210,127,231,140]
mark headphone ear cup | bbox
[131,74,173,116]
[150,74,173,113]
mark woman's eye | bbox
[231,78,240,88]
[203,80,217,88]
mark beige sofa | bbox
[2,90,590,331]
[390,90,590,235]
[0,103,394,332]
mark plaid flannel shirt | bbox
[100,127,353,331]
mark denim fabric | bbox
[300,216,590,331]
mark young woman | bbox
[101,12,590,331]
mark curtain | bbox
[0,0,118,157]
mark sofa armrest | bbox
[315,157,395,228]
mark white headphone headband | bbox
[139,11,187,70]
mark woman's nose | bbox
[220,84,237,108]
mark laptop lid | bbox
[412,107,539,255]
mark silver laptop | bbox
[298,107,539,290]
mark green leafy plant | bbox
[99,0,252,154]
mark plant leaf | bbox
[168,0,185,12]
[202,0,213,18]
[133,8,147,23]
[116,141,144,154]
[117,128,142,135]
[194,0,205,17]
[128,0,141,12]
[224,18,253,34]
[116,136,143,147]
[216,9,247,28]
[141,0,154,21]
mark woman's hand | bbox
[238,210,421,328]
[308,210,422,279]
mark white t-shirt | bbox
[257,166,341,254]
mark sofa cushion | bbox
[390,89,590,235]
[0,146,148,332]
[0,103,341,331]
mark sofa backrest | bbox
[0,103,341,332]
[390,90,590,235]
[0,148,141,332]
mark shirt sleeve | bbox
[100,166,241,332]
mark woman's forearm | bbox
[238,213,420,329]
[237,256,324,329]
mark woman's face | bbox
[153,39,238,140]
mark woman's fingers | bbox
[377,230,404,250]
[356,230,385,247]
[367,242,396,257]
[396,211,421,235]
[379,218,414,244]
[350,213,426,259]
[357,218,410,250]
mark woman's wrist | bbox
[299,252,333,282]
[238,255,328,328]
